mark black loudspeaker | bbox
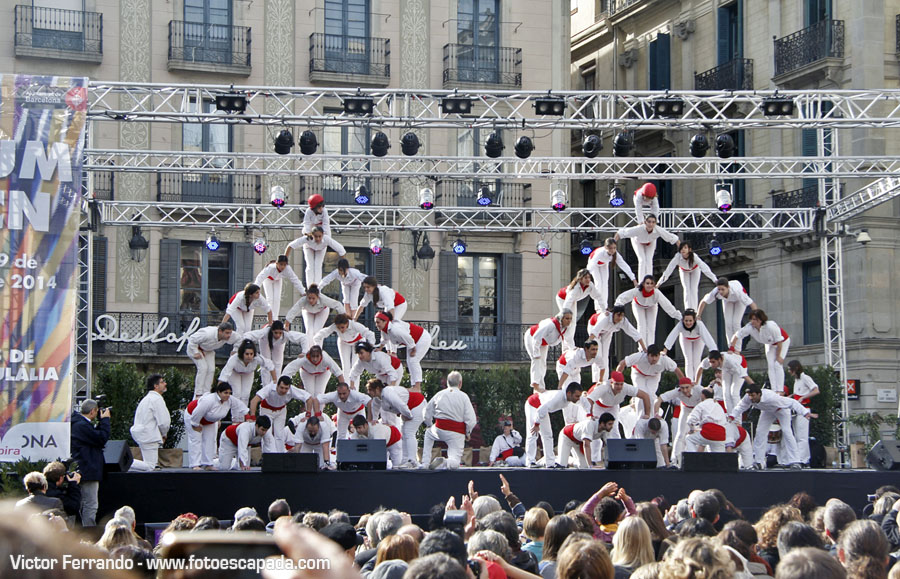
[681,452,739,472]
[103,440,134,473]
[606,439,657,470]
[866,441,900,471]
[261,453,318,473]
[809,438,826,469]
[336,439,387,471]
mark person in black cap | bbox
[319,522,363,563]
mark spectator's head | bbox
[718,528,755,562]
[232,517,266,532]
[722,520,759,551]
[160,516,196,542]
[775,547,847,579]
[523,507,549,541]
[776,521,824,557]
[674,498,691,524]
[690,491,720,524]
[96,524,137,551]
[477,511,521,552]
[319,522,363,559]
[109,546,154,578]
[472,496,502,520]
[788,491,818,521]
[635,502,670,541]
[568,511,595,535]
[596,497,625,526]
[755,505,802,550]
[535,501,555,519]
[192,516,221,531]
[114,506,136,530]
[268,499,291,523]
[366,509,404,547]
[707,488,742,520]
[79,399,99,418]
[811,506,827,538]
[41,462,67,487]
[823,499,857,544]
[466,529,511,561]
[874,485,900,500]
[542,514,577,563]
[418,528,467,567]
[837,520,889,578]
[22,472,48,496]
[328,509,350,525]
[234,506,258,523]
[403,552,467,579]
[873,493,900,516]
[611,517,654,570]
[397,524,425,544]
[556,538,614,579]
[374,533,418,565]
[427,503,445,531]
[370,560,408,579]
[303,512,329,531]
[678,518,717,539]
[659,537,735,577]
[564,499,582,513]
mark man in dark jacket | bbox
[14,472,64,512]
[42,461,82,521]
[70,399,110,527]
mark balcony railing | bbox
[168,20,251,72]
[92,171,114,200]
[14,5,102,60]
[443,44,522,89]
[772,185,819,208]
[695,58,753,91]
[309,33,390,82]
[609,0,644,14]
[774,19,844,78]
[157,173,261,204]
[300,176,397,206]
[436,180,531,208]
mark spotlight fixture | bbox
[452,238,467,255]
[689,133,709,158]
[612,131,633,157]
[578,238,593,256]
[653,96,685,118]
[370,237,383,255]
[534,96,566,116]
[343,95,374,115]
[715,182,733,212]
[401,132,421,156]
[485,132,504,158]
[761,95,795,117]
[298,130,319,155]
[371,131,391,157]
[536,240,551,258]
[476,185,493,206]
[514,136,534,159]
[582,134,602,158]
[441,96,473,115]
[205,230,220,252]
[215,92,247,113]
[715,133,735,159]
[355,184,370,205]
[273,129,294,155]
[709,237,722,256]
[419,187,435,210]
[270,185,286,207]
[550,189,567,212]
[253,236,268,255]
[608,184,625,207]
[128,224,149,263]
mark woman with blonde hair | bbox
[374,533,419,565]
[658,537,735,579]
[96,523,138,552]
[611,517,655,574]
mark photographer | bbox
[70,399,111,527]
[42,461,82,520]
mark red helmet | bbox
[636,183,657,199]
[679,377,693,386]
[610,371,626,383]
[308,194,325,209]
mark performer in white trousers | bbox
[282,345,344,398]
[523,309,574,393]
[728,384,816,469]
[374,313,432,392]
[489,421,524,466]
[657,242,718,310]
[186,322,240,398]
[615,215,680,281]
[314,314,376,389]
[582,372,651,445]
[284,286,342,338]
[731,309,791,393]
[788,360,820,465]
[725,422,754,469]
[524,383,584,468]
[587,307,645,383]
[555,340,600,390]
[320,258,368,316]
[616,345,685,416]
[287,414,334,469]
[255,255,306,320]
[587,238,637,311]
[239,321,309,376]
[634,182,660,222]
[685,388,729,453]
[217,417,278,470]
[354,277,408,322]
[348,342,404,387]
[555,269,604,323]
[658,378,704,467]
[366,379,426,468]
[219,340,277,406]
[185,383,249,469]
[632,417,671,467]
[286,226,347,287]
[697,278,757,341]
[614,276,682,348]
[302,194,330,236]
[557,413,615,469]
[695,350,755,415]
[319,382,371,440]
[350,415,403,468]
[222,283,273,334]
[422,371,477,470]
[249,376,315,446]
[129,374,171,471]
[662,310,717,381]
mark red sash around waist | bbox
[342,404,366,415]
[260,399,286,411]
[700,423,727,442]
[407,391,425,410]
[387,425,402,447]
[186,399,215,425]
[435,418,466,435]
[224,424,240,446]
[527,393,541,409]
[791,393,810,408]
[563,424,585,454]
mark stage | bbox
[99,467,892,530]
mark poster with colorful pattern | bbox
[0,75,87,461]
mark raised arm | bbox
[696,255,718,283]
[657,253,680,286]
[656,292,683,321]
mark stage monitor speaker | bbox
[606,439,657,470]
[103,440,134,473]
[681,452,739,472]
[261,453,318,473]
[866,441,900,471]
[336,439,387,471]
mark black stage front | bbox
[100,468,895,527]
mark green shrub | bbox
[0,458,50,499]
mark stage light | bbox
[689,133,709,158]
[452,238,467,255]
[485,132,504,158]
[579,238,593,256]
[253,236,268,254]
[536,240,551,258]
[299,130,319,155]
[709,237,722,256]
[215,93,247,113]
[273,129,294,155]
[608,184,625,207]
[476,186,493,206]
[343,95,374,115]
[401,132,421,156]
[582,134,602,158]
[534,96,566,116]
[355,184,370,205]
[715,183,733,212]
[613,131,633,157]
[762,95,795,116]
[270,185,286,207]
[715,133,735,159]
[205,230,220,252]
[441,96,473,114]
[514,136,534,159]
[419,187,435,210]
[653,96,684,118]
[550,189,567,212]
[371,131,390,157]
[370,237,383,255]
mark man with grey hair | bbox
[359,509,405,573]
[422,371,477,470]
[466,529,511,561]
[70,398,110,527]
[823,498,857,550]
[14,472,64,512]
[473,496,502,520]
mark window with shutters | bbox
[805,0,831,26]
[457,0,501,83]
[179,241,232,321]
[802,261,824,344]
[648,33,670,91]
[458,255,498,336]
[717,1,742,65]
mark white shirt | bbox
[288,234,346,255]
[348,352,402,385]
[729,389,810,419]
[350,422,399,447]
[130,390,170,444]
[734,320,788,346]
[358,285,404,311]
[188,392,249,427]
[571,417,603,443]
[186,326,242,357]
[489,431,523,462]
[376,385,422,421]
[525,317,569,355]
[221,421,278,467]
[699,352,748,377]
[285,293,343,323]
[302,207,330,236]
[254,383,311,409]
[379,320,428,350]
[687,398,727,430]
[635,192,660,222]
[219,354,276,383]
[556,348,596,378]
[633,417,670,441]
[424,387,477,435]
[318,389,371,414]
[617,224,679,245]
[282,351,343,378]
[624,352,678,379]
[288,413,336,447]
[314,321,376,346]
[702,280,754,306]
[792,373,819,399]
[614,288,682,320]
[238,328,310,355]
[585,381,639,413]
[321,267,367,290]
[664,320,717,352]
[658,253,718,285]
[226,291,272,317]
[586,247,635,282]
[587,312,642,343]
[659,385,704,410]
[254,263,306,294]
[533,390,572,423]
[557,282,603,312]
